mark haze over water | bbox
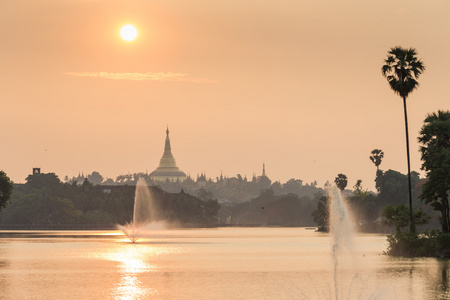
[2,0,450,190]
[0,228,448,299]
[2,1,450,298]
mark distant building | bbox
[150,127,187,183]
[256,163,271,188]
[257,163,270,181]
[197,172,207,188]
[32,168,41,174]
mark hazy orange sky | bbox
[1,0,449,190]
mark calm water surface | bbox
[0,228,448,299]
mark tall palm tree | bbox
[382,47,425,233]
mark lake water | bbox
[0,228,448,299]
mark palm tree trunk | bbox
[402,96,415,233]
[442,194,449,233]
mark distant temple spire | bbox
[262,163,266,177]
[150,127,187,182]
[163,126,173,158]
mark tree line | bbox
[65,170,322,205]
[311,105,450,234]
[0,173,220,227]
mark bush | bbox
[386,231,450,257]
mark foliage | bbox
[0,173,221,227]
[334,174,347,191]
[376,169,421,207]
[148,188,220,225]
[103,187,134,224]
[87,171,104,185]
[382,204,410,232]
[386,231,450,257]
[197,189,215,201]
[369,149,384,170]
[270,181,283,195]
[79,210,112,224]
[0,171,13,211]
[264,195,307,226]
[203,199,221,223]
[418,110,450,232]
[370,149,385,192]
[348,187,376,228]
[381,47,425,99]
[25,172,61,191]
[382,204,430,232]
[227,189,317,226]
[311,195,330,231]
[353,180,363,193]
[419,111,450,170]
[283,179,304,194]
[1,191,81,225]
[66,168,325,205]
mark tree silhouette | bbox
[353,179,363,194]
[312,195,330,231]
[418,110,450,232]
[0,170,13,211]
[87,171,104,185]
[382,46,425,233]
[334,174,348,191]
[369,149,384,171]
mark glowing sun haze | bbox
[1,0,449,190]
[120,24,138,41]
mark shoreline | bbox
[0,223,303,230]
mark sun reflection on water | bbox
[92,244,175,299]
[114,275,159,300]
[115,247,152,299]
[113,246,159,299]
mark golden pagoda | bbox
[150,127,187,182]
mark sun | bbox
[120,24,138,42]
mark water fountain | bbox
[328,185,358,300]
[118,178,157,243]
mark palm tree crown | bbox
[369,149,384,170]
[381,47,425,99]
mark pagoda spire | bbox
[163,126,173,158]
[149,127,187,183]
